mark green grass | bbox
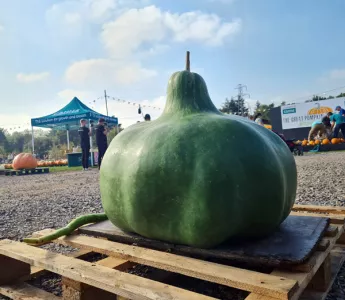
[49,166,98,172]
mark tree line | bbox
[305,92,345,103]
[0,126,123,160]
[219,98,277,121]
[219,92,345,120]
[2,92,345,158]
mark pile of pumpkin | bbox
[4,159,67,169]
[296,138,345,147]
[37,159,68,167]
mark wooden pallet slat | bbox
[0,282,60,300]
[1,204,345,300]
[30,229,299,300]
[300,245,345,300]
[1,168,49,176]
[293,205,345,215]
[0,239,215,300]
[245,224,344,300]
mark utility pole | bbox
[234,84,250,116]
[104,90,109,116]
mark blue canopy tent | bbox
[31,97,118,165]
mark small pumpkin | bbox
[12,153,37,170]
[308,141,315,146]
[301,139,308,146]
[314,140,320,145]
[331,138,339,144]
[322,139,330,145]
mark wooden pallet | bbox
[0,167,49,176]
[0,204,345,300]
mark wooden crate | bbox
[0,204,345,300]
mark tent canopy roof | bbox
[31,97,118,130]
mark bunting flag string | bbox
[92,95,163,110]
[0,122,31,131]
[1,95,164,130]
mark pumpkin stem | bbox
[186,51,190,71]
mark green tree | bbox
[6,130,32,153]
[0,128,9,152]
[254,103,275,120]
[219,97,248,115]
[311,95,327,101]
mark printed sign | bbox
[280,97,345,130]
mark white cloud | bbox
[101,5,241,59]
[45,0,151,29]
[44,1,242,127]
[64,12,82,25]
[16,72,50,83]
[63,4,241,88]
[65,59,157,87]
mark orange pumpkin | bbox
[340,138,345,143]
[12,153,38,170]
[322,139,330,145]
[331,138,339,144]
[301,139,308,146]
[308,141,315,146]
[314,140,320,145]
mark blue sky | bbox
[1,0,345,130]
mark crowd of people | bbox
[308,105,345,141]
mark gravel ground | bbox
[0,152,345,299]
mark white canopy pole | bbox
[31,126,35,154]
[67,130,70,150]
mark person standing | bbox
[78,119,92,171]
[335,106,345,117]
[330,110,345,138]
[96,118,108,169]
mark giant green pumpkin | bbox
[100,57,297,249]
